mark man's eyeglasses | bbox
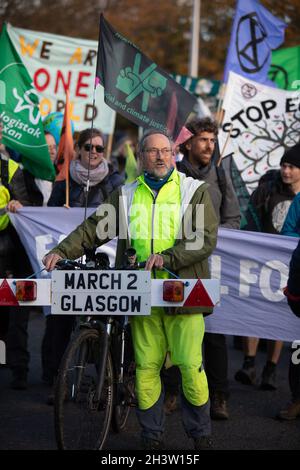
[144,147,173,157]
[83,144,105,153]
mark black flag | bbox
[96,14,197,140]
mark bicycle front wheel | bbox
[54,328,114,450]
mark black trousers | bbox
[203,332,229,398]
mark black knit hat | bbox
[280,143,300,168]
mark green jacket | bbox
[49,170,218,314]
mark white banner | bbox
[8,208,300,341]
[219,71,300,193]
[7,24,116,134]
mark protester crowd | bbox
[0,113,300,449]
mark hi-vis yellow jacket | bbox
[0,154,19,231]
[50,169,219,315]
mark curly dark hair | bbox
[186,117,218,136]
[180,117,218,156]
[77,128,104,148]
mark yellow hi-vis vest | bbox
[129,172,181,279]
[120,169,204,278]
[0,155,19,231]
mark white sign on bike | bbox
[51,270,151,316]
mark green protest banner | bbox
[0,23,55,181]
[268,45,300,90]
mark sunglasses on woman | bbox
[83,143,105,153]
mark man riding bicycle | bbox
[43,129,218,450]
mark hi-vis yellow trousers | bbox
[131,307,209,410]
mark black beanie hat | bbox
[280,143,300,168]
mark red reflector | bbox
[0,279,19,306]
[163,281,184,302]
[15,281,37,301]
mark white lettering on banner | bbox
[239,260,259,297]
[259,260,288,301]
[0,110,42,140]
[210,255,229,295]
[36,234,54,270]
[35,234,66,272]
[239,259,288,301]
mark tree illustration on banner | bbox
[220,72,300,195]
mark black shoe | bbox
[260,364,277,390]
[142,437,164,450]
[10,371,27,390]
[210,393,229,420]
[235,364,256,386]
[194,436,213,450]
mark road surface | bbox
[0,310,299,450]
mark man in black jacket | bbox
[278,240,300,420]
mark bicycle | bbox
[53,249,143,450]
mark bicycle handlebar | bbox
[55,258,147,270]
[55,259,86,270]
